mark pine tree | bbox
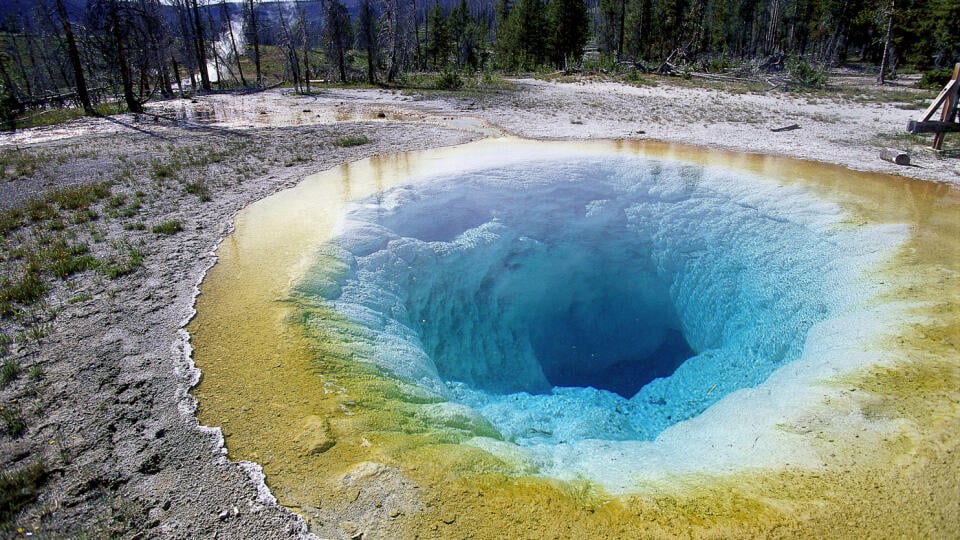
[426,1,450,69]
[496,0,548,70]
[547,0,589,69]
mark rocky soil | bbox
[0,75,956,539]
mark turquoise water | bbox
[294,157,854,445]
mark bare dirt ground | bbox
[0,75,957,539]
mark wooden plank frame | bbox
[908,63,960,149]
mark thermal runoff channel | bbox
[290,151,901,488]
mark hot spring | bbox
[190,139,960,538]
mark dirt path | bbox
[0,78,956,539]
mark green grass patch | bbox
[100,241,144,279]
[46,218,66,231]
[0,405,25,437]
[150,159,177,182]
[152,220,183,235]
[8,102,126,131]
[0,460,46,524]
[71,209,99,224]
[0,237,97,317]
[67,291,93,304]
[26,199,55,222]
[0,270,47,318]
[0,208,24,237]
[27,365,42,381]
[0,359,19,388]
[332,135,371,147]
[107,194,126,208]
[44,242,97,279]
[0,150,48,181]
[50,183,111,211]
[184,180,211,202]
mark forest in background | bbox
[0,0,958,128]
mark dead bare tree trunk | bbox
[248,0,262,86]
[172,57,184,96]
[297,0,310,93]
[191,0,211,91]
[108,1,142,113]
[222,0,247,86]
[877,0,894,85]
[275,2,301,91]
[56,0,93,113]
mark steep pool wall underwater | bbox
[189,139,960,538]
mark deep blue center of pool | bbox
[295,157,841,444]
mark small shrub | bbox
[184,180,211,202]
[624,68,655,86]
[916,68,953,90]
[1,405,26,437]
[152,220,183,235]
[0,334,10,356]
[702,56,737,74]
[788,59,828,88]
[436,70,464,90]
[0,459,46,521]
[333,135,371,148]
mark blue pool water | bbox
[294,157,850,445]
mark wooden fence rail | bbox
[908,63,960,149]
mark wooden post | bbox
[932,63,960,149]
[908,63,960,149]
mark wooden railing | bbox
[908,63,960,150]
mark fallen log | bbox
[879,148,910,165]
[770,124,800,132]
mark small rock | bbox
[218,506,239,521]
[441,512,457,525]
[296,416,335,455]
